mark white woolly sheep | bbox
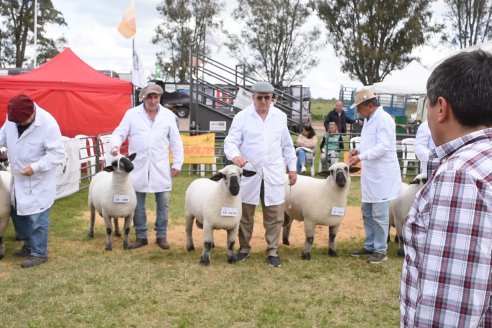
[389,173,427,257]
[0,169,11,260]
[88,153,137,251]
[185,165,256,266]
[283,162,359,260]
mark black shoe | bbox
[367,252,387,264]
[350,248,374,257]
[20,256,48,268]
[13,245,31,257]
[268,256,282,268]
[128,238,148,249]
[156,238,170,250]
[236,252,249,262]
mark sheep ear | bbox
[349,166,361,174]
[127,153,137,161]
[103,166,115,172]
[318,171,330,177]
[210,172,225,181]
[422,178,428,184]
[410,179,420,185]
[242,169,256,177]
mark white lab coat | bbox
[224,104,297,206]
[0,105,64,215]
[111,104,184,193]
[358,106,401,203]
[414,120,435,173]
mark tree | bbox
[226,0,322,87]
[444,0,492,48]
[317,0,441,85]
[0,0,66,68]
[152,0,223,82]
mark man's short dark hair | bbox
[427,49,492,127]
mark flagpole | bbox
[34,0,38,68]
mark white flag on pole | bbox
[132,47,147,88]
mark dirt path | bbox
[82,206,365,249]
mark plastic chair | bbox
[74,134,96,178]
[401,138,416,177]
[304,150,316,177]
[319,149,339,172]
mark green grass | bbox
[0,169,405,328]
[310,98,336,121]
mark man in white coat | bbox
[111,84,184,250]
[224,81,297,268]
[0,94,64,268]
[348,88,401,264]
[414,120,435,174]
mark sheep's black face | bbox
[113,157,134,173]
[333,168,347,187]
[229,175,240,196]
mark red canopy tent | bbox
[0,48,133,137]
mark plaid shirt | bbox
[400,128,492,328]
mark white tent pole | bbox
[34,0,38,68]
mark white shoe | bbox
[301,165,306,173]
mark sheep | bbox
[88,153,137,251]
[185,165,256,266]
[389,173,427,257]
[0,168,11,260]
[283,162,359,260]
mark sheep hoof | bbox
[394,236,399,243]
[398,249,405,257]
[123,241,129,250]
[228,255,237,264]
[0,254,4,260]
[114,231,121,237]
[301,252,311,260]
[282,238,290,245]
[199,256,210,266]
[187,244,195,251]
[211,242,215,249]
[105,245,112,251]
[328,249,337,257]
[87,231,94,238]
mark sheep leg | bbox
[397,234,405,257]
[0,217,8,260]
[302,221,316,260]
[226,226,239,264]
[200,225,213,266]
[88,202,96,238]
[113,218,121,237]
[102,214,112,251]
[282,213,293,245]
[328,224,340,257]
[185,213,195,251]
[123,215,132,250]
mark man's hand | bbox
[111,146,120,156]
[20,165,34,176]
[348,149,361,166]
[171,168,181,178]
[232,155,248,168]
[288,171,297,186]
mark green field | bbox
[0,172,404,328]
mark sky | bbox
[45,0,454,99]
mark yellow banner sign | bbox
[181,133,216,164]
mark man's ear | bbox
[437,97,452,123]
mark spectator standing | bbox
[348,88,402,264]
[0,94,64,268]
[224,81,297,268]
[324,100,356,133]
[400,50,492,327]
[111,84,184,250]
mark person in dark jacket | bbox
[324,100,356,133]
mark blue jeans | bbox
[134,191,170,239]
[296,149,307,173]
[361,202,389,254]
[11,207,51,257]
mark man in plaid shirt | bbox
[400,50,492,327]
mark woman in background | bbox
[295,125,317,174]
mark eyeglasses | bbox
[255,95,271,101]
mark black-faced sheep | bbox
[389,173,427,257]
[0,169,11,260]
[88,153,137,251]
[185,165,256,266]
[283,162,359,260]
